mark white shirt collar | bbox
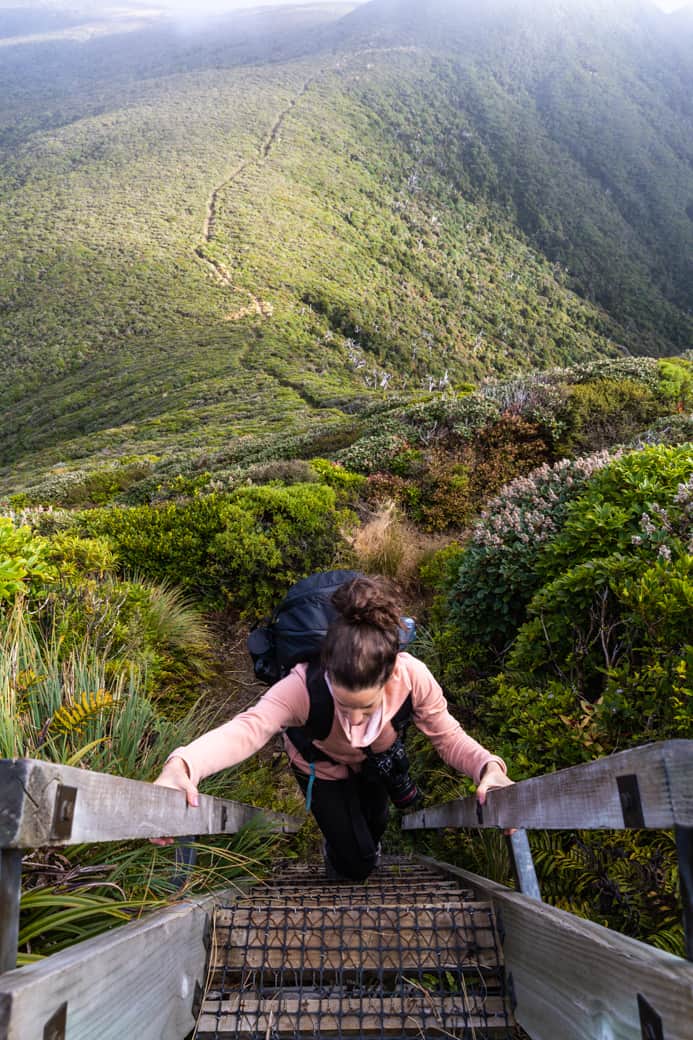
[325,672,383,747]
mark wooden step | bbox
[245,884,468,905]
[212,903,501,974]
[196,993,512,1037]
[199,859,513,1038]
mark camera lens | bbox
[366,738,422,811]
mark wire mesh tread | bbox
[197,994,511,1036]
[235,886,469,907]
[212,904,501,972]
[199,858,514,1038]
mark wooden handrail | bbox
[415,855,693,1040]
[404,740,693,960]
[0,758,304,974]
[0,886,229,1040]
[403,740,693,832]
[0,758,303,848]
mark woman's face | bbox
[329,680,385,727]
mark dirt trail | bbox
[197,48,421,319]
[202,74,318,247]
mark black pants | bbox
[293,767,389,881]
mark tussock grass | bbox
[349,500,449,589]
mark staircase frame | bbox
[0,741,691,1039]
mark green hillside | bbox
[0,0,691,494]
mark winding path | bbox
[196,48,420,321]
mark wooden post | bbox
[675,825,693,961]
[507,830,541,901]
[172,836,198,891]
[0,849,22,974]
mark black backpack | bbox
[247,570,416,764]
[247,570,361,686]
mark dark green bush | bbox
[208,483,351,617]
[556,377,664,455]
[75,484,351,616]
[76,494,230,594]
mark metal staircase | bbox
[196,858,514,1038]
[1,744,692,1040]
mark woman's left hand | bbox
[476,761,514,806]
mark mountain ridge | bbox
[0,0,691,489]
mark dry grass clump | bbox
[349,501,449,588]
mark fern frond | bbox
[53,690,114,736]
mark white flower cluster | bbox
[631,477,693,556]
[473,451,616,551]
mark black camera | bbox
[366,737,421,810]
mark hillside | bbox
[0,0,691,493]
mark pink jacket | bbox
[168,653,506,786]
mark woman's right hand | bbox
[150,756,199,846]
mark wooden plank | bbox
[0,758,302,847]
[212,905,501,972]
[415,856,693,1040]
[234,897,469,909]
[404,740,693,832]
[0,852,22,974]
[196,994,511,1035]
[248,886,464,902]
[0,888,233,1040]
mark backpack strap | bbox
[285,660,337,764]
[391,692,414,734]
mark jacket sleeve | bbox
[407,657,506,785]
[165,668,310,786]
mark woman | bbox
[154,576,512,880]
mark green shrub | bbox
[308,458,367,499]
[209,483,350,617]
[656,357,693,411]
[557,377,664,455]
[0,518,55,603]
[47,533,117,579]
[508,553,642,697]
[76,494,231,594]
[76,485,351,616]
[484,677,605,777]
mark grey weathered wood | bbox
[0,886,234,1040]
[404,740,693,832]
[507,830,541,901]
[676,825,693,961]
[0,759,303,848]
[196,994,511,1036]
[416,856,693,1040]
[0,852,22,974]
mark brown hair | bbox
[322,576,402,691]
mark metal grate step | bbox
[196,859,514,1039]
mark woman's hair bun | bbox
[332,576,401,632]
[324,576,403,690]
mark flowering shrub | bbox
[538,445,693,580]
[445,450,615,653]
[501,446,693,730]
